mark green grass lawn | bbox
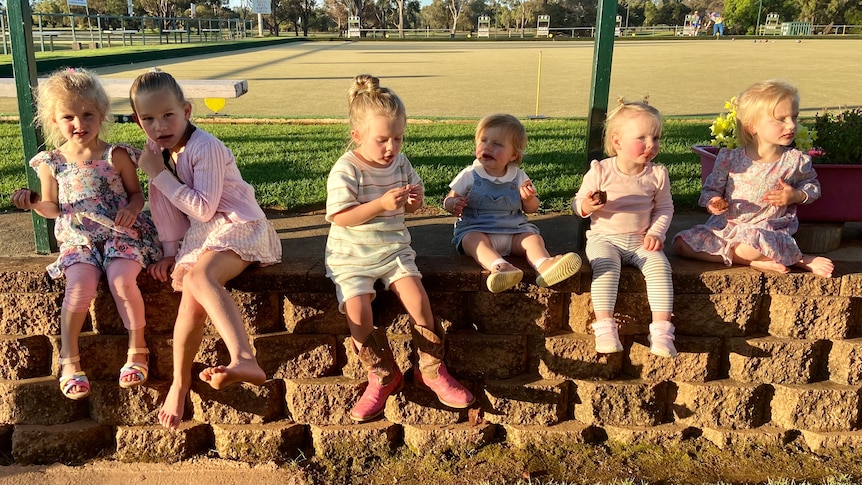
[0,118,713,214]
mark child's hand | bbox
[147,256,175,283]
[762,178,795,207]
[581,191,606,215]
[11,188,39,210]
[406,184,423,205]
[643,234,663,252]
[445,195,468,217]
[707,197,729,215]
[520,179,537,201]
[114,206,139,228]
[380,186,410,211]
[138,142,165,179]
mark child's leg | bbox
[513,233,581,287]
[58,263,102,397]
[586,237,623,353]
[462,231,522,293]
[794,254,834,278]
[158,286,208,430]
[632,247,677,357]
[344,294,403,422]
[672,237,725,263]
[391,276,474,408]
[185,250,265,390]
[732,243,789,273]
[106,258,148,386]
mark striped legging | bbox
[585,233,673,313]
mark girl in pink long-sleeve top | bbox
[573,101,677,358]
[130,69,281,431]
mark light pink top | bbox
[148,128,265,257]
[573,157,674,242]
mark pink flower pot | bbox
[693,145,862,222]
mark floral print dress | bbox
[673,146,820,266]
[30,145,162,278]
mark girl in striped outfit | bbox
[573,101,677,358]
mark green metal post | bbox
[8,0,57,254]
[577,0,618,251]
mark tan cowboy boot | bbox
[350,328,403,422]
[411,323,474,408]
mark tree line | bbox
[30,0,861,37]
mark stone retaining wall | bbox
[1,254,861,464]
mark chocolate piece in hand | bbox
[591,190,607,205]
[713,198,729,211]
[29,191,39,203]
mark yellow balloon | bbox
[204,97,226,114]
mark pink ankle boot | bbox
[349,329,403,422]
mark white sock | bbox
[490,258,508,270]
[533,257,550,271]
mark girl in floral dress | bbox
[673,80,833,278]
[11,68,161,399]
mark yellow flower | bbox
[709,98,816,152]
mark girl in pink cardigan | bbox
[573,101,677,358]
[131,69,281,430]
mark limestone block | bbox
[842,272,862,298]
[230,260,328,293]
[190,379,285,425]
[0,292,63,336]
[254,332,337,379]
[603,422,698,446]
[624,337,720,383]
[89,380,170,426]
[402,422,497,455]
[0,258,62,293]
[536,332,621,380]
[0,335,51,380]
[829,339,862,385]
[212,421,307,462]
[469,290,564,335]
[384,382,468,425]
[801,429,862,451]
[285,376,361,426]
[764,271,843,296]
[0,377,88,424]
[146,334,173,381]
[771,382,862,432]
[727,336,829,384]
[482,376,568,426]
[574,379,668,427]
[340,334,413,380]
[142,291,182,334]
[233,290,282,335]
[418,256,483,292]
[672,380,769,429]
[670,262,763,294]
[310,421,401,460]
[0,423,10,455]
[115,421,212,463]
[445,333,527,380]
[375,291,465,334]
[503,421,598,448]
[672,294,764,337]
[12,419,112,465]
[768,295,853,339]
[700,425,792,449]
[283,292,347,334]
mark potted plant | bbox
[693,100,862,222]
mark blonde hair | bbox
[476,113,528,165]
[35,67,110,149]
[603,100,663,156]
[734,79,799,148]
[347,74,406,147]
[129,68,189,114]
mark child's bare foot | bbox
[749,259,790,274]
[199,360,266,390]
[158,383,188,431]
[796,255,834,278]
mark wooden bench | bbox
[160,29,189,44]
[0,78,248,99]
[102,29,138,47]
